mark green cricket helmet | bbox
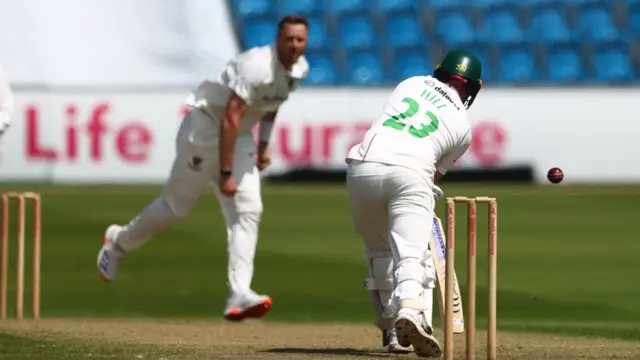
[433,50,483,109]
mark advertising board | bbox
[0,88,632,184]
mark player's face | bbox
[277,24,308,68]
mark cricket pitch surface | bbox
[1,319,639,360]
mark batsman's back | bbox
[346,76,472,184]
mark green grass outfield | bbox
[1,182,639,341]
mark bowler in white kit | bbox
[97,15,309,321]
[345,50,483,357]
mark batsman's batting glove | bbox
[433,185,444,201]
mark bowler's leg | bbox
[97,109,217,282]
[213,151,269,321]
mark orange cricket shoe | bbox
[224,292,272,321]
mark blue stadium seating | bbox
[528,8,574,44]
[392,47,433,79]
[518,0,597,7]
[422,0,463,10]
[471,0,510,8]
[304,52,339,85]
[592,45,635,83]
[374,0,419,13]
[563,0,603,5]
[344,51,386,85]
[478,10,524,45]
[326,0,367,15]
[546,46,584,83]
[306,16,329,51]
[232,0,273,19]
[278,0,321,16]
[629,6,640,35]
[383,14,424,49]
[337,15,377,50]
[240,17,275,49]
[577,5,619,43]
[230,0,639,85]
[436,11,475,46]
[498,46,538,83]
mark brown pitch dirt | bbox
[1,318,640,360]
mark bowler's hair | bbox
[277,15,309,34]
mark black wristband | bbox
[220,169,232,177]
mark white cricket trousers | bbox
[346,160,436,323]
[113,108,263,298]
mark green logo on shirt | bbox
[382,96,441,139]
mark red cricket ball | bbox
[547,167,564,184]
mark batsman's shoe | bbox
[395,309,442,358]
[224,292,272,322]
[97,225,125,282]
[382,329,414,354]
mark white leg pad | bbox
[422,248,436,326]
[394,259,428,303]
[391,258,436,329]
[363,251,395,330]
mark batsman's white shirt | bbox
[346,75,472,183]
[186,44,308,153]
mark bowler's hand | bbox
[257,149,271,171]
[219,174,237,197]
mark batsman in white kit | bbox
[96,15,309,321]
[346,50,483,357]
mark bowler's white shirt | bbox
[186,44,308,151]
[346,76,472,184]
